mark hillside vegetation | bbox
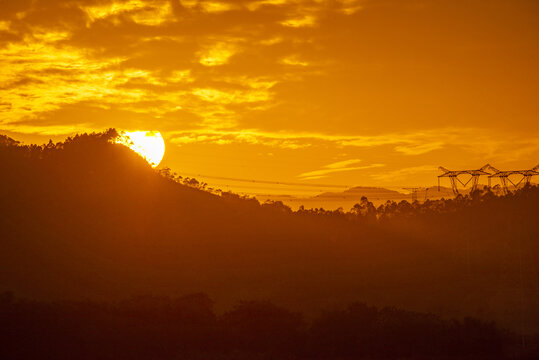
[3,292,534,360]
[1,130,538,338]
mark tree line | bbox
[2,292,536,360]
[1,130,538,340]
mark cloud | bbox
[280,55,309,66]
[192,87,271,104]
[370,165,437,182]
[0,0,370,138]
[83,1,147,22]
[0,122,99,136]
[280,15,316,28]
[199,1,238,13]
[1,0,538,188]
[336,0,363,15]
[198,41,239,66]
[2,0,354,134]
[169,129,309,149]
[394,142,445,155]
[298,160,385,180]
[165,126,539,173]
[325,159,362,169]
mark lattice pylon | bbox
[438,164,492,195]
[488,165,539,194]
[403,187,426,202]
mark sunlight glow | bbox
[115,131,165,167]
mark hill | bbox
[1,130,538,337]
[257,185,458,210]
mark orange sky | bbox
[1,0,538,195]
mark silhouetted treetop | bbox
[1,130,538,337]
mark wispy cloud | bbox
[0,123,99,136]
[325,159,363,169]
[280,15,317,28]
[2,0,359,134]
[370,165,437,182]
[198,42,240,66]
[298,159,385,180]
[169,129,309,149]
[394,142,445,155]
[166,127,506,155]
[1,0,537,187]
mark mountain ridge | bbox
[1,131,538,334]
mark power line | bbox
[202,182,329,193]
[177,172,353,189]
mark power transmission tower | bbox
[488,165,539,194]
[403,187,426,202]
[438,164,492,195]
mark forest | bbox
[1,130,538,358]
[2,292,535,359]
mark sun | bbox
[115,130,165,167]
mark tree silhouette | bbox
[1,129,538,353]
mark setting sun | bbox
[115,131,165,167]
[1,1,539,358]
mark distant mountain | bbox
[258,185,457,210]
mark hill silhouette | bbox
[1,130,538,342]
[257,185,457,210]
[3,292,535,360]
